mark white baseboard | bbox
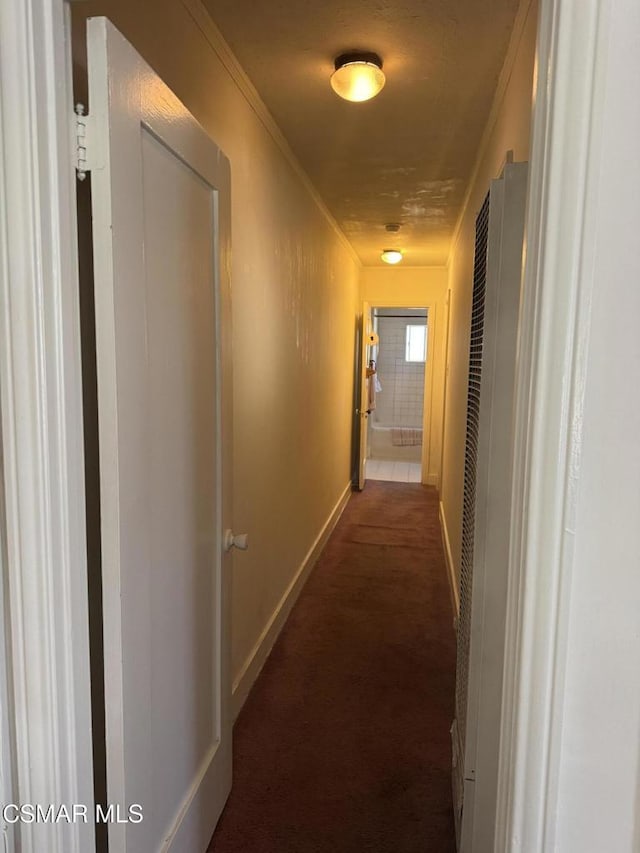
[231,482,352,720]
[439,500,460,626]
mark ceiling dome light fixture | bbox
[330,52,385,102]
[381,248,403,265]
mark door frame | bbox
[356,303,372,490]
[438,289,452,496]
[367,300,438,486]
[495,0,618,848]
[0,2,95,852]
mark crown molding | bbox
[182,0,362,268]
[446,0,535,267]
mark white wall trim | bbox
[495,0,611,849]
[422,305,437,485]
[232,483,352,720]
[181,0,362,269]
[0,449,16,853]
[439,501,459,625]
[447,0,535,266]
[438,288,451,502]
[0,2,95,852]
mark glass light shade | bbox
[381,249,403,265]
[330,60,386,102]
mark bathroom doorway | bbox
[366,307,431,484]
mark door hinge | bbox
[73,103,91,181]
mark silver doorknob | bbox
[224,529,249,552]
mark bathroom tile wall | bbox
[373,317,426,428]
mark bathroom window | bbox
[405,324,427,363]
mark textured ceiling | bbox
[204,0,521,266]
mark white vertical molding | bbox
[0,2,95,852]
[0,459,16,853]
[496,0,610,850]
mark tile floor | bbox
[365,458,422,483]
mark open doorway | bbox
[365,307,432,484]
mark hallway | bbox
[209,482,456,852]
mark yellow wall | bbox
[440,0,538,589]
[360,267,448,486]
[72,1,361,692]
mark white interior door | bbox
[357,303,372,489]
[87,18,233,852]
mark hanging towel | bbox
[367,373,377,411]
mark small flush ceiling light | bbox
[381,249,403,265]
[330,52,385,102]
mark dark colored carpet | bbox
[208,482,456,853]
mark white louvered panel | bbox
[455,190,490,759]
[452,190,491,839]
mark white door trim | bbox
[368,300,439,486]
[0,2,95,852]
[496,0,611,849]
[358,303,371,490]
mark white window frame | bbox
[405,324,427,363]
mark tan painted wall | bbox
[72,1,360,690]
[360,267,448,486]
[440,0,538,586]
